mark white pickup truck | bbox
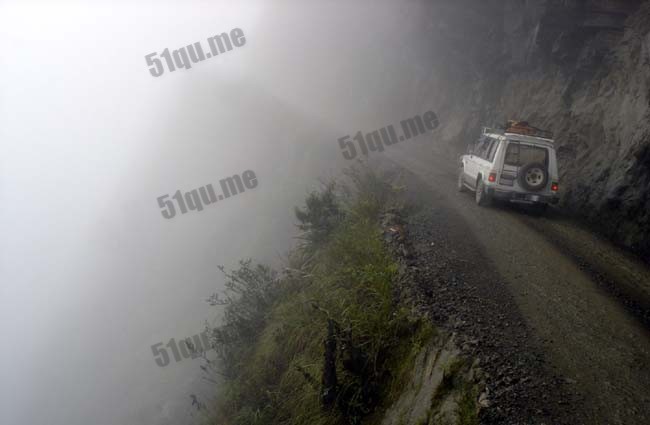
[458,123,560,212]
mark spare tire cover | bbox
[518,162,548,192]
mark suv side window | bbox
[470,136,484,155]
[475,137,491,159]
[486,138,500,162]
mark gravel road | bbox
[376,140,650,424]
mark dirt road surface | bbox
[378,139,650,424]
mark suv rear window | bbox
[504,142,548,166]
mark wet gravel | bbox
[383,166,586,425]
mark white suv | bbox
[458,123,560,211]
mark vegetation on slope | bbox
[202,168,434,424]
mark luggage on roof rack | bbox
[504,120,553,139]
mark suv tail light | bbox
[551,182,559,192]
[488,172,497,182]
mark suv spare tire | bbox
[519,162,548,192]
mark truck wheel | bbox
[458,167,467,192]
[475,178,492,206]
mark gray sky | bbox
[0,1,441,424]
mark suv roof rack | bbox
[483,121,554,140]
[482,126,504,136]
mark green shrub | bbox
[294,182,345,248]
[205,168,428,425]
[206,260,281,377]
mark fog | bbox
[0,1,441,424]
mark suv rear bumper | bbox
[488,188,559,205]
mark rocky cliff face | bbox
[421,0,650,258]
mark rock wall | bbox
[421,0,650,258]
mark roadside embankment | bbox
[200,167,484,425]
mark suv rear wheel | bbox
[475,177,492,206]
